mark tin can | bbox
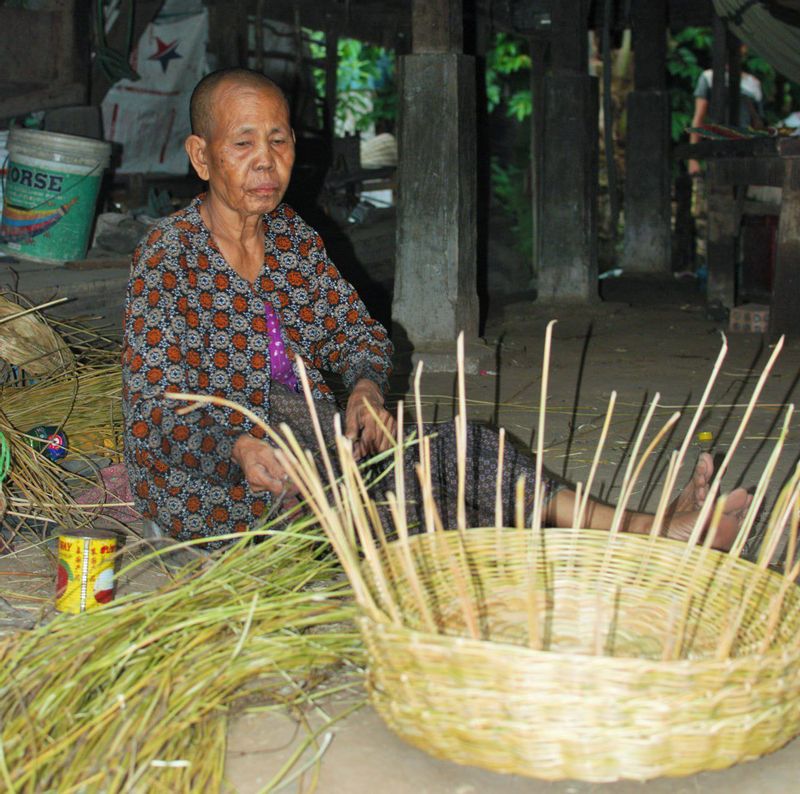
[27,425,69,462]
[56,530,117,613]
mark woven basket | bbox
[359,527,800,782]
[0,294,73,377]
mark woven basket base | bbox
[360,528,800,781]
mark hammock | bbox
[0,197,79,241]
[714,0,800,84]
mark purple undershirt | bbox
[264,301,299,391]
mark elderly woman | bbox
[122,68,750,550]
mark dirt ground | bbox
[3,274,800,791]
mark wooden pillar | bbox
[727,34,742,126]
[622,0,670,274]
[710,13,727,123]
[324,29,339,140]
[537,0,599,302]
[393,0,480,354]
[530,42,546,279]
[207,0,248,69]
[705,160,739,309]
[769,142,800,338]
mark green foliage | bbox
[306,30,396,133]
[667,27,710,141]
[485,33,532,120]
[490,157,533,261]
[667,27,800,137]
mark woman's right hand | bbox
[232,433,298,497]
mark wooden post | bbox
[705,160,739,309]
[254,0,265,74]
[673,172,696,271]
[622,0,670,274]
[727,33,742,126]
[710,13,727,124]
[324,29,339,140]
[537,0,599,301]
[392,0,480,358]
[529,42,546,280]
[208,0,248,69]
[412,0,463,52]
[769,142,800,338]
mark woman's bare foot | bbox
[661,453,751,550]
[671,452,714,513]
[665,487,752,550]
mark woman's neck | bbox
[200,194,262,244]
[200,194,265,284]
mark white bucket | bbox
[0,129,112,264]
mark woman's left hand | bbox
[345,379,396,459]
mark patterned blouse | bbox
[121,195,393,543]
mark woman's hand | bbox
[345,378,396,459]
[232,433,298,497]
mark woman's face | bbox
[188,80,296,218]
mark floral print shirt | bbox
[121,195,393,543]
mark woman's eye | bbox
[234,141,251,147]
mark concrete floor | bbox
[224,274,800,793]
[226,703,800,793]
[3,273,800,791]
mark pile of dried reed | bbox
[204,327,800,782]
[0,363,124,539]
[0,522,361,792]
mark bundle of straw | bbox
[0,294,74,377]
[0,363,125,539]
[0,523,361,792]
[193,328,800,781]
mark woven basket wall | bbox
[359,527,800,782]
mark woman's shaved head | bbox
[189,68,290,139]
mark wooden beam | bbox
[208,0,249,69]
[632,0,667,91]
[412,0,463,53]
[261,0,411,49]
[727,33,742,126]
[550,0,588,73]
[393,53,479,347]
[324,29,339,139]
[769,143,800,338]
[710,12,727,124]
[705,160,740,309]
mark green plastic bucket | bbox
[0,129,112,264]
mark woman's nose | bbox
[254,142,274,170]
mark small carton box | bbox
[729,303,770,334]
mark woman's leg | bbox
[394,422,565,531]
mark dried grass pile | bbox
[0,363,124,538]
[0,300,125,541]
[217,327,800,782]
[0,523,360,792]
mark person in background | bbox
[688,45,764,176]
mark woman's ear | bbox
[185,134,209,181]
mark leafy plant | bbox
[306,31,396,133]
[490,157,533,261]
[486,33,532,120]
[667,27,710,141]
